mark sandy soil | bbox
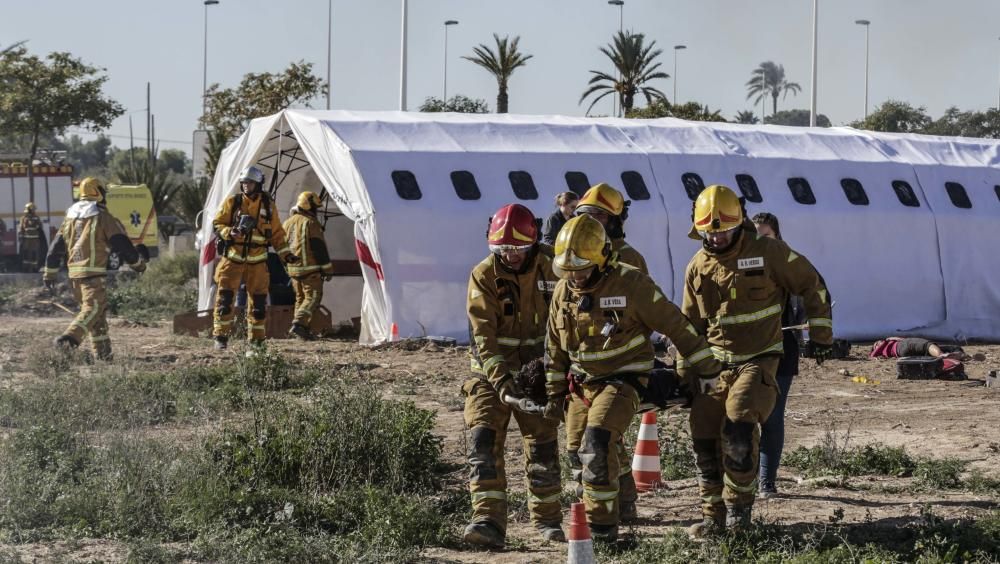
[1,314,998,562]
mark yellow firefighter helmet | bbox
[576,183,625,217]
[24,202,36,212]
[296,191,322,212]
[691,185,743,237]
[553,214,611,278]
[78,177,105,202]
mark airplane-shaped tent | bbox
[198,110,1000,344]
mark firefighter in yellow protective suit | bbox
[282,191,334,340]
[544,215,722,541]
[42,178,146,360]
[567,182,650,520]
[211,166,296,349]
[681,185,833,537]
[19,202,47,272]
[574,183,647,274]
[462,203,564,548]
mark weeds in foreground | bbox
[596,508,1000,564]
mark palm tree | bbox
[462,34,533,114]
[734,110,760,124]
[745,61,802,117]
[580,31,669,116]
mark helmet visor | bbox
[552,250,596,279]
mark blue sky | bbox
[3,0,999,157]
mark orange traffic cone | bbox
[632,411,663,492]
[390,322,399,341]
[567,502,595,564]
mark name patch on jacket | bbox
[538,280,557,292]
[599,296,627,308]
[737,257,764,270]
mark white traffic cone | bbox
[567,502,595,564]
[632,411,664,492]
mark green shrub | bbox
[914,457,966,490]
[206,381,443,499]
[108,252,198,323]
[785,442,917,478]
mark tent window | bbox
[995,185,1000,203]
[945,182,972,209]
[565,172,591,196]
[681,173,704,201]
[840,178,869,206]
[735,174,762,203]
[787,177,816,205]
[891,180,920,207]
[450,170,481,200]
[391,170,422,200]
[620,171,650,200]
[508,171,538,200]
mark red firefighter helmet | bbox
[488,204,538,253]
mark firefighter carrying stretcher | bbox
[566,182,649,522]
[680,185,833,538]
[544,214,722,542]
[462,204,564,548]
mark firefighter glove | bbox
[697,372,721,395]
[284,253,301,265]
[502,394,545,415]
[542,395,566,422]
[809,341,834,365]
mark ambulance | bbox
[72,182,159,268]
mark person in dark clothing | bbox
[541,191,579,245]
[752,212,803,498]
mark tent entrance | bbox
[254,126,364,336]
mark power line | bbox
[65,129,193,147]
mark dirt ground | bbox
[1,314,999,563]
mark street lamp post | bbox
[809,0,818,127]
[673,45,686,104]
[326,0,332,110]
[202,0,219,118]
[443,20,459,103]
[399,0,408,111]
[996,36,1000,111]
[855,19,870,119]
[608,0,624,117]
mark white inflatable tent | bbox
[198,110,1000,344]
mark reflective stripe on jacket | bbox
[545,262,721,398]
[467,250,557,389]
[680,231,833,368]
[212,193,290,264]
[283,213,334,277]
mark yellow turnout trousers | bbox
[462,376,562,534]
[213,258,270,341]
[291,273,324,327]
[689,356,778,520]
[63,276,110,359]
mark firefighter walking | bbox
[681,185,833,537]
[544,215,722,541]
[42,178,146,360]
[19,202,46,272]
[462,204,564,548]
[567,182,649,520]
[211,166,297,349]
[282,191,334,340]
